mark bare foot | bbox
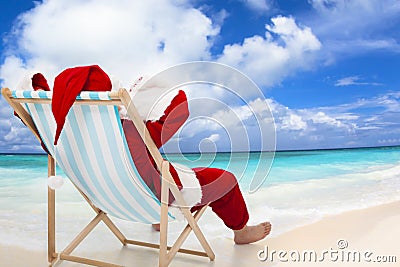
[152,223,160,231]
[233,222,271,245]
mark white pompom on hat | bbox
[48,175,64,190]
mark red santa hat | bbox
[52,65,112,145]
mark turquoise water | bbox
[2,146,399,186]
[0,146,399,250]
[165,146,400,188]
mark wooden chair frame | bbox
[1,87,215,267]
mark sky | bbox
[0,0,399,153]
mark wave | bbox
[244,162,400,235]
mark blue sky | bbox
[0,0,399,153]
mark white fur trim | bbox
[110,75,122,92]
[168,163,202,221]
[113,76,179,122]
[120,88,179,121]
[147,89,179,121]
[110,76,130,120]
[118,106,129,120]
[16,72,38,113]
[131,76,181,121]
[16,71,37,91]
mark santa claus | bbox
[18,65,271,244]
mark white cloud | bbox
[269,99,354,135]
[8,1,398,152]
[0,0,223,153]
[0,3,323,157]
[0,109,42,153]
[206,133,220,142]
[240,0,272,12]
[335,76,361,86]
[337,92,400,112]
[335,75,382,87]
[1,0,220,89]
[171,94,275,152]
[269,91,400,149]
[378,138,400,145]
[0,56,30,91]
[0,2,322,96]
[181,90,384,151]
[281,113,307,131]
[218,16,321,87]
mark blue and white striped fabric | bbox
[13,90,173,223]
[12,90,112,100]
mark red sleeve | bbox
[32,73,51,91]
[14,73,50,153]
[145,90,189,148]
[123,118,183,202]
[124,90,189,201]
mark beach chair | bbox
[1,87,215,267]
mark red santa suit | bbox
[124,89,249,230]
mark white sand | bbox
[0,201,399,267]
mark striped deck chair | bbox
[1,87,215,267]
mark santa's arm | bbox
[124,89,202,209]
[14,73,50,153]
[145,90,189,190]
[145,90,202,210]
[145,90,189,148]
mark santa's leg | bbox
[191,168,272,244]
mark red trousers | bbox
[191,167,249,230]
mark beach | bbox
[0,148,400,266]
[1,0,400,265]
[0,201,398,266]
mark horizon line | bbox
[1,144,399,156]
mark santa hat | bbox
[52,65,112,145]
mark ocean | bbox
[1,146,399,251]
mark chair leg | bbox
[159,161,215,266]
[47,155,56,264]
[101,215,127,246]
[59,254,122,267]
[159,166,170,267]
[61,212,106,256]
[51,210,125,267]
[73,182,128,246]
[165,206,211,265]
[163,171,215,261]
[180,207,215,260]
